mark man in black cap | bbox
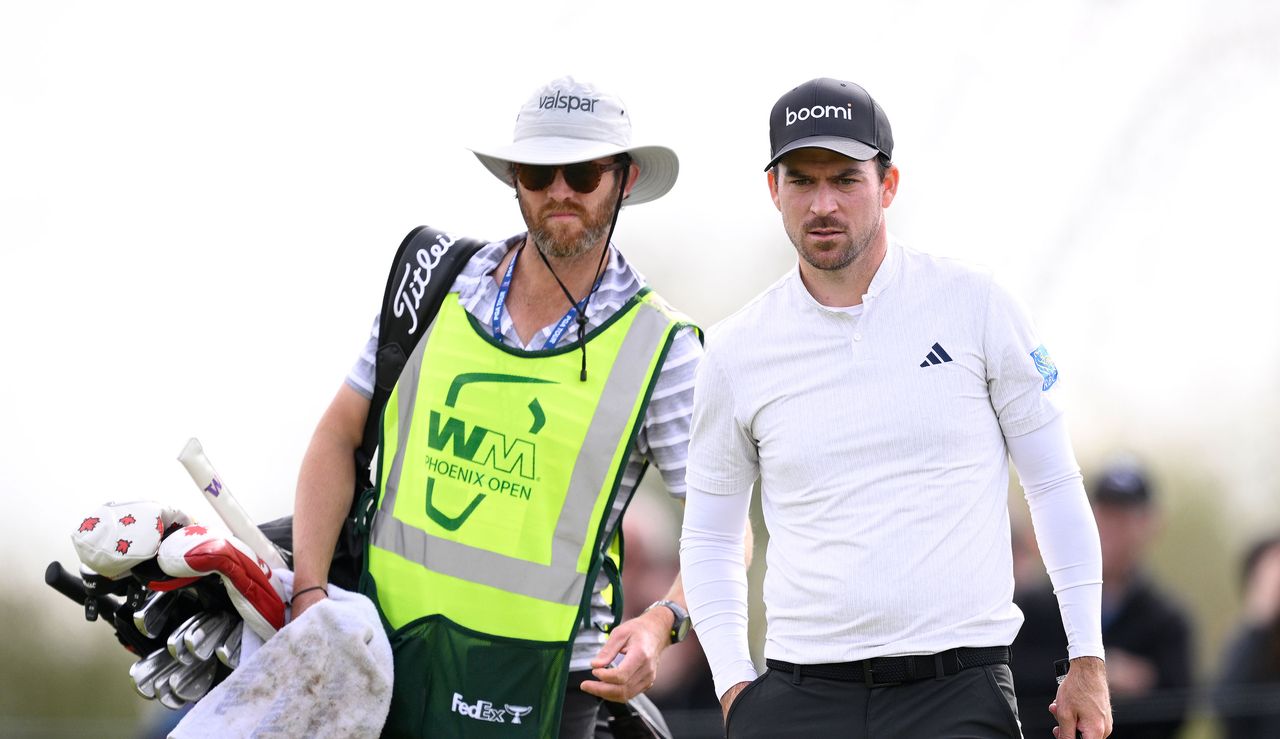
[681,78,1113,737]
[1014,462,1194,739]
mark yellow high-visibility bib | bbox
[365,289,694,738]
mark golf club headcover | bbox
[72,501,193,579]
[157,525,286,641]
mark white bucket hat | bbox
[470,77,679,206]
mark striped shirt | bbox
[346,235,700,669]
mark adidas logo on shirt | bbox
[919,343,953,368]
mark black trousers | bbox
[726,663,1024,739]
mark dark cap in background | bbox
[1089,463,1153,506]
[765,78,894,171]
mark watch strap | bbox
[644,599,690,644]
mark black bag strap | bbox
[353,225,487,493]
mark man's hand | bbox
[290,586,328,620]
[719,680,752,721]
[1049,656,1112,739]
[579,606,674,702]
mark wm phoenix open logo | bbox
[427,411,538,480]
[422,373,555,531]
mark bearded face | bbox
[518,188,616,259]
[514,158,627,259]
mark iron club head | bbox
[215,620,244,670]
[134,588,182,639]
[166,612,205,664]
[170,657,219,702]
[129,648,176,700]
[185,611,233,663]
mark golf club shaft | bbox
[177,438,288,572]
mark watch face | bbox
[648,600,692,644]
[662,601,691,643]
[673,615,691,643]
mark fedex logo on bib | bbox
[451,692,533,725]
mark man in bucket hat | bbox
[681,78,1113,737]
[291,76,700,738]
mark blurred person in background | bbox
[1013,461,1194,738]
[1011,521,1046,595]
[1214,534,1280,738]
[620,495,721,722]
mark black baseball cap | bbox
[1089,464,1152,507]
[765,78,894,171]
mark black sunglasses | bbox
[515,158,629,194]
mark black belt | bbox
[766,646,1010,687]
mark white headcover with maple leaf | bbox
[71,500,192,579]
[158,524,287,641]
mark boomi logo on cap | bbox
[539,90,599,113]
[785,103,855,126]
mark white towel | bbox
[171,570,393,738]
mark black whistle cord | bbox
[534,157,631,382]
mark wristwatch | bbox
[644,599,691,644]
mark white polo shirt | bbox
[686,238,1062,670]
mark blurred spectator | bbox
[1214,534,1280,738]
[619,494,720,718]
[1011,521,1046,594]
[1012,461,1194,738]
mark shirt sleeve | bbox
[684,346,759,494]
[680,482,757,699]
[681,342,761,698]
[984,278,1063,438]
[344,314,380,400]
[1007,414,1105,660]
[633,326,702,498]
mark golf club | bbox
[134,589,181,639]
[185,611,233,663]
[129,648,176,700]
[170,657,219,703]
[147,656,186,704]
[167,612,204,664]
[216,620,243,669]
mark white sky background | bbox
[4,0,1280,583]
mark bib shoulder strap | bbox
[355,226,486,480]
[639,288,705,344]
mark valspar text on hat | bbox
[539,91,599,113]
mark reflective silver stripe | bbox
[372,300,672,604]
[373,317,437,539]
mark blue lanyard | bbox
[491,247,598,349]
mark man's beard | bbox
[789,210,882,272]
[519,191,617,259]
